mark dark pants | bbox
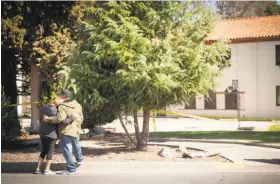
[40,136,56,160]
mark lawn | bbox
[199,116,280,122]
[269,124,280,132]
[150,131,280,143]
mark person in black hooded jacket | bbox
[34,103,75,175]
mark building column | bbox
[196,96,204,109]
[216,93,225,110]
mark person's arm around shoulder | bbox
[44,105,67,124]
[61,114,76,125]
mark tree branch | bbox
[133,111,141,144]
[119,114,137,147]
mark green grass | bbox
[269,124,280,132]
[150,131,280,143]
[199,116,280,122]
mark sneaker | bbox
[43,170,56,175]
[33,168,41,174]
[76,161,82,167]
[60,170,76,175]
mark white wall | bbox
[170,41,280,118]
[256,41,280,118]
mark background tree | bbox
[264,1,280,15]
[1,1,76,132]
[215,1,280,19]
[67,1,230,150]
[1,2,28,105]
[30,24,76,106]
[1,2,28,134]
[1,88,21,142]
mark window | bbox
[277,86,280,106]
[185,98,196,109]
[276,45,280,66]
[204,91,216,109]
[225,92,238,109]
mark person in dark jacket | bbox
[34,103,75,175]
[43,89,84,175]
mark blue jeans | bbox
[60,135,83,172]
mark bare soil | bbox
[17,134,40,140]
[2,133,231,163]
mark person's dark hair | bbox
[58,89,72,99]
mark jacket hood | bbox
[59,100,77,109]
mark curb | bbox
[3,162,280,174]
[1,162,65,173]
[149,138,280,149]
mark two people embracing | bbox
[34,89,84,175]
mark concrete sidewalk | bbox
[149,141,280,166]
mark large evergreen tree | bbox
[1,1,75,101]
[67,1,229,150]
[1,1,75,132]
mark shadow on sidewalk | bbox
[244,159,280,165]
[1,162,66,173]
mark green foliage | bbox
[1,88,21,141]
[67,1,229,127]
[1,15,26,49]
[1,3,29,105]
[30,24,76,105]
[1,1,76,103]
[265,2,280,15]
[215,1,280,19]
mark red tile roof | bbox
[206,15,280,43]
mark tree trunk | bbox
[30,65,40,133]
[137,109,150,151]
[133,111,141,148]
[119,114,137,147]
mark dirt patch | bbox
[1,142,230,163]
[17,134,40,140]
[2,133,231,163]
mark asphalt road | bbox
[2,172,280,184]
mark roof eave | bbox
[205,36,280,45]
